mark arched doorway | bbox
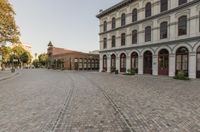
[131,52,138,73]
[158,49,169,75]
[176,47,189,76]
[197,46,200,78]
[103,55,107,71]
[120,53,126,72]
[111,54,116,72]
[144,51,152,74]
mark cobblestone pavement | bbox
[0,69,200,132]
[0,70,17,81]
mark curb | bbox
[0,72,20,82]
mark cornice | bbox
[96,0,135,18]
[99,0,200,35]
[99,36,200,53]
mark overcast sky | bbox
[10,0,120,55]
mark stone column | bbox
[138,55,143,75]
[189,52,196,79]
[126,55,131,71]
[153,55,158,76]
[169,54,176,77]
[99,55,103,72]
[107,55,111,73]
[116,56,120,72]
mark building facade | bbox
[97,0,200,78]
[47,42,99,70]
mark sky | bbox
[10,0,121,55]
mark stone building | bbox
[97,0,200,78]
[47,42,99,70]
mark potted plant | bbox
[123,69,136,75]
[174,70,189,80]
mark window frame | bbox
[103,21,107,32]
[145,26,151,42]
[178,16,187,36]
[111,35,116,48]
[160,0,168,12]
[160,21,168,39]
[145,3,152,18]
[132,9,137,22]
[121,13,126,26]
[121,33,126,46]
[103,38,107,49]
[112,17,116,29]
[132,30,138,44]
[179,0,187,6]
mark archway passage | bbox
[120,53,126,72]
[158,49,169,75]
[131,52,138,73]
[103,55,107,71]
[143,51,152,74]
[197,46,200,78]
[111,54,116,72]
[176,47,189,76]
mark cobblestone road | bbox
[0,69,200,132]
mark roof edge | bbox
[96,0,133,18]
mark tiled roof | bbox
[51,47,80,56]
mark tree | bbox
[12,44,32,66]
[0,0,20,43]
[12,44,25,58]
[0,46,12,64]
[20,51,32,65]
[38,53,48,66]
[32,59,39,68]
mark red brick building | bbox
[47,42,99,70]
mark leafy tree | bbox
[11,44,32,66]
[32,59,39,68]
[12,44,25,58]
[38,53,48,66]
[0,0,20,43]
[0,46,12,64]
[20,51,32,65]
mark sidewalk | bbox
[0,69,19,81]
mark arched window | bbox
[112,17,116,29]
[145,3,152,18]
[158,49,169,75]
[132,9,137,22]
[103,55,107,71]
[161,0,168,12]
[111,54,116,71]
[120,53,126,72]
[103,21,107,32]
[176,47,189,76]
[121,13,126,26]
[112,35,116,47]
[131,52,138,73]
[143,51,153,74]
[145,26,151,42]
[160,22,168,39]
[178,16,187,36]
[103,38,107,49]
[179,0,187,5]
[121,33,126,46]
[132,30,137,44]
